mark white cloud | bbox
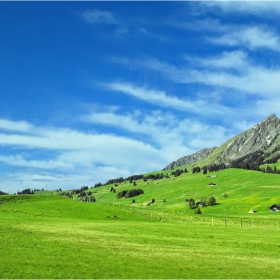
[184,50,248,71]
[176,15,280,52]
[209,26,280,51]
[122,52,280,96]
[0,119,33,132]
[201,1,280,16]
[0,154,73,170]
[106,82,230,116]
[0,118,169,193]
[81,9,118,25]
[81,108,235,162]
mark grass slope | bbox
[91,168,280,217]
[1,168,280,279]
[1,194,280,279]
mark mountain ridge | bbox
[163,113,280,170]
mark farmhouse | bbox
[269,204,280,212]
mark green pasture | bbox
[1,167,280,279]
[90,168,280,217]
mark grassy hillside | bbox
[1,193,280,279]
[89,167,280,217]
[1,167,280,279]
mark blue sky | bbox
[1,1,280,193]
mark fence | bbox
[95,198,280,232]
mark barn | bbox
[269,204,280,212]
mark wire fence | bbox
[96,198,280,232]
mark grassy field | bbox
[91,168,280,217]
[1,167,280,279]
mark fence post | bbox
[224,218,226,227]
[264,220,266,230]
[211,217,214,226]
[190,217,192,225]
[252,220,254,230]
[240,219,242,228]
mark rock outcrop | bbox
[162,147,217,170]
[219,113,280,160]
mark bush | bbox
[195,207,202,214]
[117,189,144,199]
[207,196,216,206]
[117,190,128,199]
[189,198,196,209]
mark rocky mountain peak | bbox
[219,114,280,160]
[163,114,280,170]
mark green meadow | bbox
[1,167,280,279]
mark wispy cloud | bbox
[81,108,235,162]
[184,50,248,71]
[106,82,230,117]
[0,118,168,192]
[200,1,280,16]
[208,25,280,51]
[139,28,169,42]
[0,119,33,133]
[81,9,118,25]
[117,50,280,96]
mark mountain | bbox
[163,114,280,170]
[163,147,217,170]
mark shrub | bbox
[126,189,144,198]
[189,198,196,209]
[117,190,128,199]
[195,207,202,214]
[117,189,144,199]
[207,196,216,206]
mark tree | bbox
[189,198,196,210]
[208,196,216,206]
[195,207,202,214]
[94,182,102,188]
